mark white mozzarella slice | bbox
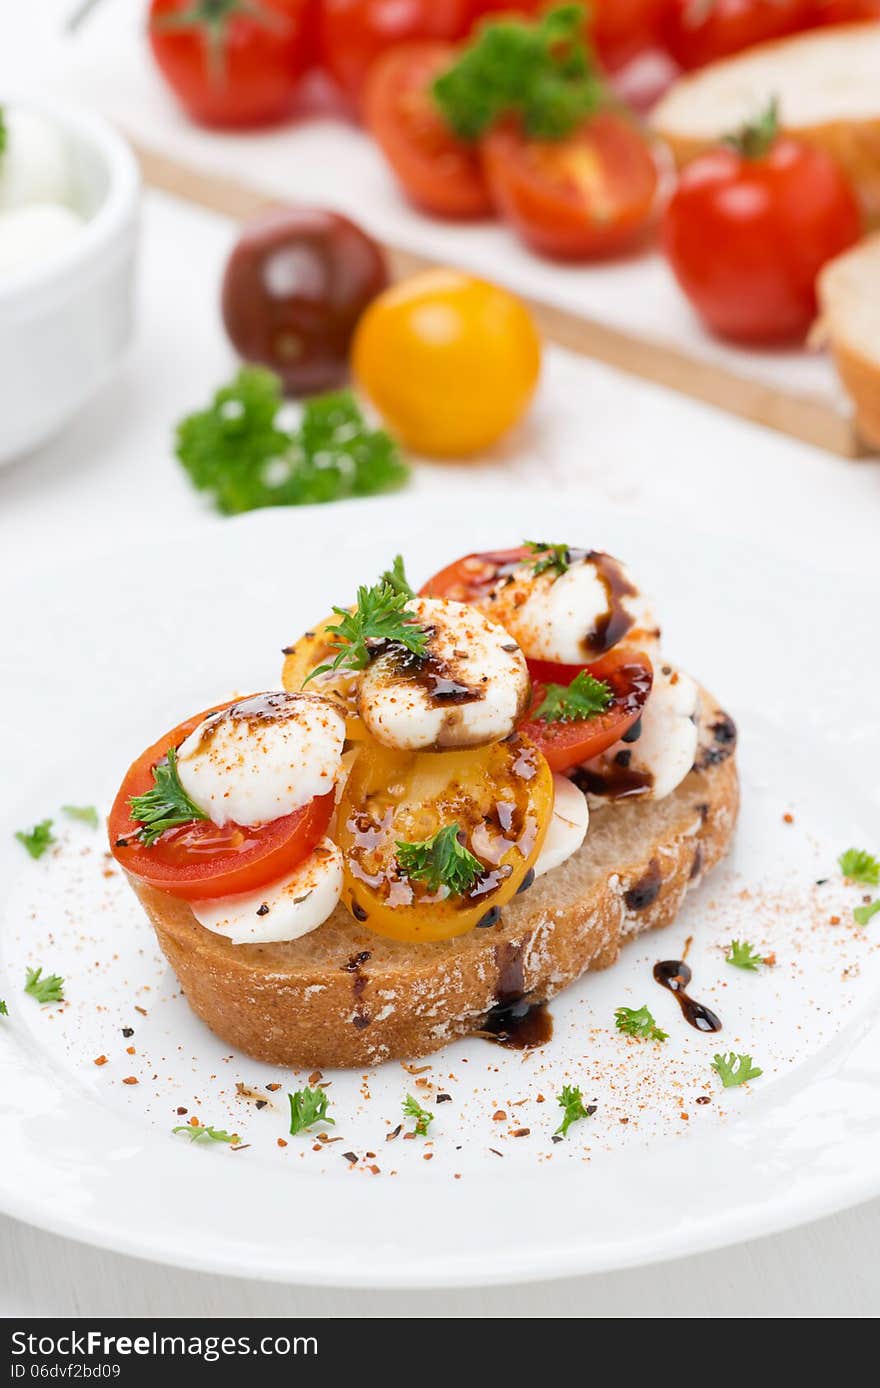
[0,109,72,211]
[191,839,342,945]
[533,775,590,878]
[177,691,345,828]
[484,550,659,664]
[585,664,700,802]
[0,202,83,275]
[358,596,529,750]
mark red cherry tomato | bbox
[481,112,659,260]
[319,0,472,111]
[420,546,530,603]
[148,0,316,128]
[519,650,654,773]
[809,0,880,17]
[364,43,493,218]
[221,207,388,395]
[663,135,862,344]
[660,0,807,71]
[109,703,334,900]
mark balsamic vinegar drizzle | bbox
[653,959,722,1033]
[479,940,553,1049]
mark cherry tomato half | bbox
[109,703,334,900]
[221,207,388,396]
[420,546,529,604]
[482,112,659,260]
[364,42,493,219]
[519,649,653,773]
[352,271,541,456]
[148,0,316,128]
[319,0,472,111]
[662,136,862,344]
[335,733,553,941]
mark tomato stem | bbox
[723,97,779,160]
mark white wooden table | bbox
[2,9,880,1319]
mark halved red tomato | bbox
[482,112,659,260]
[108,702,334,900]
[420,546,529,603]
[363,42,493,219]
[519,649,653,773]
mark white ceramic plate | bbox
[1,494,879,1287]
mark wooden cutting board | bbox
[136,143,865,459]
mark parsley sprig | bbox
[854,900,880,927]
[0,1000,7,1017]
[433,5,604,142]
[838,847,880,886]
[403,1093,434,1136]
[305,580,429,682]
[173,1124,238,1145]
[535,670,612,724]
[379,554,415,600]
[396,824,483,896]
[62,804,99,829]
[126,746,208,848]
[288,1087,334,1136]
[524,539,572,578]
[554,1084,595,1138]
[725,940,764,971]
[0,107,6,158]
[24,967,64,1005]
[712,1052,763,1088]
[15,819,55,860]
[176,367,408,516]
[614,1004,668,1042]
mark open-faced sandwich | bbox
[110,543,739,1068]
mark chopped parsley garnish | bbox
[554,1084,594,1138]
[534,670,612,724]
[176,369,408,515]
[15,819,55,860]
[712,1052,763,1088]
[403,1093,434,1136]
[523,539,572,578]
[24,967,65,1005]
[0,1000,7,1017]
[854,899,880,927]
[725,940,764,971]
[433,4,604,142]
[838,847,880,886]
[172,1124,238,1145]
[304,579,429,682]
[62,804,99,830]
[126,746,208,847]
[396,824,483,896]
[288,1086,334,1136]
[378,554,415,600]
[614,1004,668,1042]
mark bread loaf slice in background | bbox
[817,233,880,449]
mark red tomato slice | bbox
[420,546,530,602]
[518,650,653,773]
[108,702,334,901]
[482,112,659,260]
[363,42,494,219]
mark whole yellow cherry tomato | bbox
[335,732,553,942]
[351,269,542,458]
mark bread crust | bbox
[817,234,880,449]
[129,694,739,1069]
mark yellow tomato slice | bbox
[281,614,365,739]
[335,732,553,942]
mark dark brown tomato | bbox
[221,206,389,395]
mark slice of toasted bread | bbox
[652,24,880,224]
[817,233,880,449]
[128,691,738,1069]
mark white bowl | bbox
[0,98,140,465]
